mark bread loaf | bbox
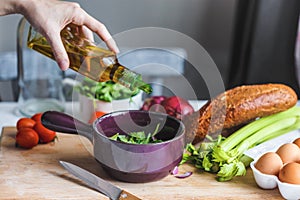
[194,83,298,143]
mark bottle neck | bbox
[115,65,152,94]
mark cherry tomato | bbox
[31,113,43,122]
[16,118,36,130]
[16,128,39,149]
[33,122,56,144]
[88,111,107,124]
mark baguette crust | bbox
[194,83,298,142]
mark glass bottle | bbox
[27,25,152,94]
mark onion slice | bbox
[170,166,193,179]
[171,166,179,175]
[174,171,193,179]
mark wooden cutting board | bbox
[0,127,283,200]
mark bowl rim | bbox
[92,109,186,146]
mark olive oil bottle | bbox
[27,25,152,94]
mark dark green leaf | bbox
[109,123,162,144]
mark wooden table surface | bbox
[0,127,284,200]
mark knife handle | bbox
[118,190,142,200]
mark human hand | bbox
[18,0,119,71]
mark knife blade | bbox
[59,161,141,200]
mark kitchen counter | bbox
[0,126,284,200]
[0,101,285,199]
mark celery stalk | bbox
[182,106,300,182]
[219,106,300,152]
[223,117,297,163]
[260,117,300,143]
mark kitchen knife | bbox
[59,161,141,200]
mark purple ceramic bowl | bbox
[42,110,185,183]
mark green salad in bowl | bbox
[75,78,140,102]
[75,78,143,123]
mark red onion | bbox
[170,166,179,175]
[174,171,193,179]
[140,96,167,112]
[161,96,194,120]
[141,96,194,120]
[170,166,193,179]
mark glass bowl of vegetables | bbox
[41,110,185,183]
[75,78,143,122]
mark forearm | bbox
[0,0,33,16]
